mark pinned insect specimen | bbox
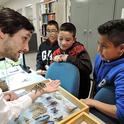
[46,96,52,101]
[48,101,58,107]
[35,114,50,123]
[51,107,58,114]
[0,79,9,92]
[47,121,55,124]
[31,102,47,119]
[53,93,62,100]
[64,105,78,113]
[32,82,46,94]
[54,115,63,121]
[23,117,30,124]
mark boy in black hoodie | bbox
[53,22,92,98]
[36,20,59,75]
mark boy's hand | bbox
[61,54,68,61]
[80,98,95,107]
[36,69,46,75]
[53,55,62,62]
[53,54,68,62]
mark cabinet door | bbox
[70,0,115,62]
[70,0,89,47]
[88,0,115,61]
[114,0,124,19]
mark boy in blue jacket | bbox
[81,19,124,124]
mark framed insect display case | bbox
[66,112,101,124]
[15,80,89,124]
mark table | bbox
[0,65,45,91]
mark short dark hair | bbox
[0,7,34,36]
[60,22,76,37]
[47,20,59,31]
[98,19,124,46]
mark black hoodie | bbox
[36,39,59,70]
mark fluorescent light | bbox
[76,0,88,2]
[25,4,32,7]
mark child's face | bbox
[46,25,58,43]
[58,31,75,51]
[97,35,124,61]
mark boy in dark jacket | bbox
[53,22,92,98]
[36,20,59,75]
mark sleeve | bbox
[93,54,100,82]
[0,89,32,123]
[66,50,92,75]
[115,71,124,123]
[51,48,61,64]
[36,44,45,70]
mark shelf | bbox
[40,0,56,38]
[42,13,55,23]
[42,12,55,15]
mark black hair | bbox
[98,19,124,46]
[0,7,34,36]
[60,22,76,37]
[47,20,59,31]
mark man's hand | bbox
[3,91,18,101]
[43,80,60,93]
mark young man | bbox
[0,8,60,123]
[81,19,124,124]
[53,22,92,98]
[36,20,59,75]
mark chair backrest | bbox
[45,62,80,97]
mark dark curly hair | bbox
[47,20,59,31]
[60,22,76,37]
[98,19,124,46]
[0,7,34,36]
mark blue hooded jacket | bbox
[94,54,124,123]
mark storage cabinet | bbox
[70,0,115,62]
[114,0,124,19]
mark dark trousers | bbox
[78,76,90,99]
[90,86,120,124]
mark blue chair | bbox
[45,62,80,97]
